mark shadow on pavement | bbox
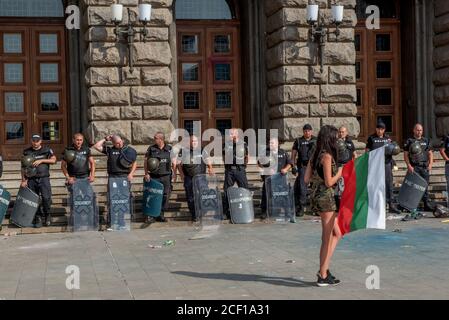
[172,271,317,288]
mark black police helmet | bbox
[64,149,77,164]
[147,157,160,173]
[385,142,401,157]
[119,146,137,168]
[409,141,422,156]
[21,155,34,168]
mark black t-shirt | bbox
[404,137,431,165]
[293,136,316,166]
[440,135,449,161]
[180,147,209,177]
[146,144,173,177]
[262,148,293,178]
[223,141,248,167]
[63,145,91,178]
[102,145,129,177]
[23,146,55,178]
[366,134,392,164]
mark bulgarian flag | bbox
[338,147,386,236]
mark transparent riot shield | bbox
[398,171,428,212]
[0,184,11,229]
[193,174,223,228]
[266,173,295,223]
[69,179,99,232]
[227,187,254,224]
[10,187,40,228]
[107,177,132,231]
[142,179,164,218]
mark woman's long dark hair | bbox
[311,125,339,171]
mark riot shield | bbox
[107,177,132,231]
[227,187,254,224]
[266,173,295,223]
[10,187,40,228]
[398,171,428,211]
[0,184,11,228]
[193,174,223,227]
[69,179,98,232]
[142,179,164,218]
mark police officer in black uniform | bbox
[61,133,95,185]
[93,134,138,227]
[21,134,57,228]
[144,132,176,223]
[338,126,356,165]
[178,135,214,221]
[222,128,249,219]
[291,124,316,215]
[439,131,449,205]
[259,137,293,218]
[404,123,434,212]
[366,122,400,214]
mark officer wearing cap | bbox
[404,123,434,212]
[61,133,95,185]
[291,124,316,215]
[366,122,400,214]
[259,137,293,219]
[21,134,57,228]
[144,132,177,223]
[178,135,214,222]
[222,128,249,219]
[439,131,449,204]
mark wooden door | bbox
[0,24,68,159]
[356,20,402,143]
[177,22,241,136]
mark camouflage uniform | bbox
[310,153,337,213]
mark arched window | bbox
[0,0,64,17]
[175,0,235,20]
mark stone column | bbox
[434,0,449,137]
[264,0,359,142]
[83,0,175,148]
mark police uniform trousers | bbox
[27,177,52,217]
[413,165,430,204]
[151,174,171,218]
[261,176,269,215]
[223,166,249,217]
[294,166,307,208]
[446,162,449,203]
[385,162,394,206]
[183,175,195,219]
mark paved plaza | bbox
[0,216,448,300]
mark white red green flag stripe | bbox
[338,147,386,236]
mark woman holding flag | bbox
[305,125,343,287]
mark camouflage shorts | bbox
[310,184,337,213]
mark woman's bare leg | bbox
[319,212,336,278]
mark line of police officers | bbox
[3,122,445,229]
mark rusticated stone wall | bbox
[434,0,449,136]
[265,0,359,141]
[83,0,175,146]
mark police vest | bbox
[181,148,207,177]
[223,141,247,168]
[406,137,430,165]
[367,135,392,164]
[146,144,172,177]
[104,147,129,177]
[23,146,54,178]
[64,146,91,178]
[294,136,316,166]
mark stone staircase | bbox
[0,152,447,235]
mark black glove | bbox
[292,166,298,175]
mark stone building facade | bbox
[0,0,448,159]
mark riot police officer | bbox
[93,134,138,227]
[222,128,249,219]
[21,134,57,228]
[338,126,356,165]
[259,137,293,218]
[439,132,449,205]
[144,132,176,223]
[61,133,95,185]
[291,124,316,215]
[404,123,434,212]
[178,135,214,221]
[365,122,400,214]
